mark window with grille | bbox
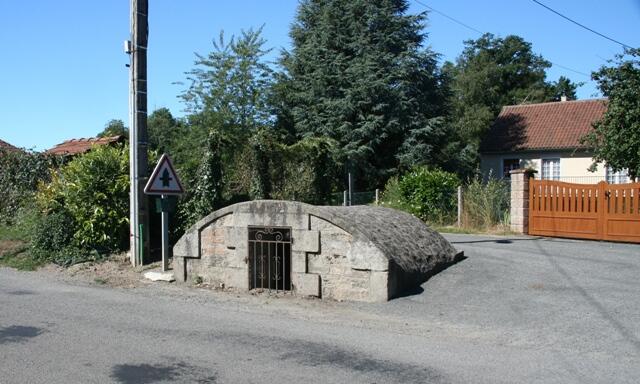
[606,167,629,184]
[248,226,292,292]
[541,158,560,180]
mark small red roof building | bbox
[480,99,607,153]
[46,135,125,156]
[479,99,624,182]
[0,139,20,152]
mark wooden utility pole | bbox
[128,0,150,266]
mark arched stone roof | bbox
[179,200,458,274]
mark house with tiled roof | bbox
[480,98,629,183]
[0,139,20,152]
[46,135,125,156]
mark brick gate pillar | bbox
[510,169,537,234]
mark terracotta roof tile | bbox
[0,139,19,152]
[46,135,125,155]
[480,99,607,153]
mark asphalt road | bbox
[1,234,639,383]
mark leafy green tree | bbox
[448,33,552,144]
[180,27,274,142]
[97,119,128,138]
[279,0,448,189]
[148,108,182,154]
[549,75,581,101]
[582,49,640,180]
[147,107,206,191]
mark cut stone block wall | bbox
[510,169,537,234]
[172,200,459,302]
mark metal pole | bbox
[343,191,347,206]
[457,185,463,227]
[375,189,379,205]
[348,172,353,206]
[161,195,169,272]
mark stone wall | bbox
[307,215,388,302]
[510,169,537,234]
[173,200,459,302]
[173,201,385,301]
[185,214,248,288]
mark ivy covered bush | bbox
[224,132,340,205]
[0,148,59,224]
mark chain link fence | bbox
[328,190,379,206]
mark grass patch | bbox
[433,224,517,236]
[0,225,28,242]
[93,277,108,285]
[431,225,480,234]
[0,242,45,271]
[0,221,45,271]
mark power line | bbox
[531,0,633,50]
[546,62,590,78]
[414,0,483,35]
[413,0,592,78]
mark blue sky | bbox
[1,0,638,151]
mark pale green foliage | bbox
[582,49,640,180]
[180,27,273,140]
[36,145,130,252]
[379,176,410,212]
[462,175,510,229]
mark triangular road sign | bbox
[144,154,184,195]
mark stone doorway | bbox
[248,226,292,291]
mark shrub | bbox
[30,211,75,260]
[226,133,340,204]
[379,176,410,212]
[399,168,460,223]
[36,145,130,253]
[462,175,510,229]
[0,148,59,224]
[381,168,459,224]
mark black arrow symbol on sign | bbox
[160,168,173,187]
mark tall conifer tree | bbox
[279,0,448,188]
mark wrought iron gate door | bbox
[248,226,292,291]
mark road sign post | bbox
[144,154,184,272]
[161,195,169,271]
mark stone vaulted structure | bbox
[173,200,461,302]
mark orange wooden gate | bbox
[529,180,640,243]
